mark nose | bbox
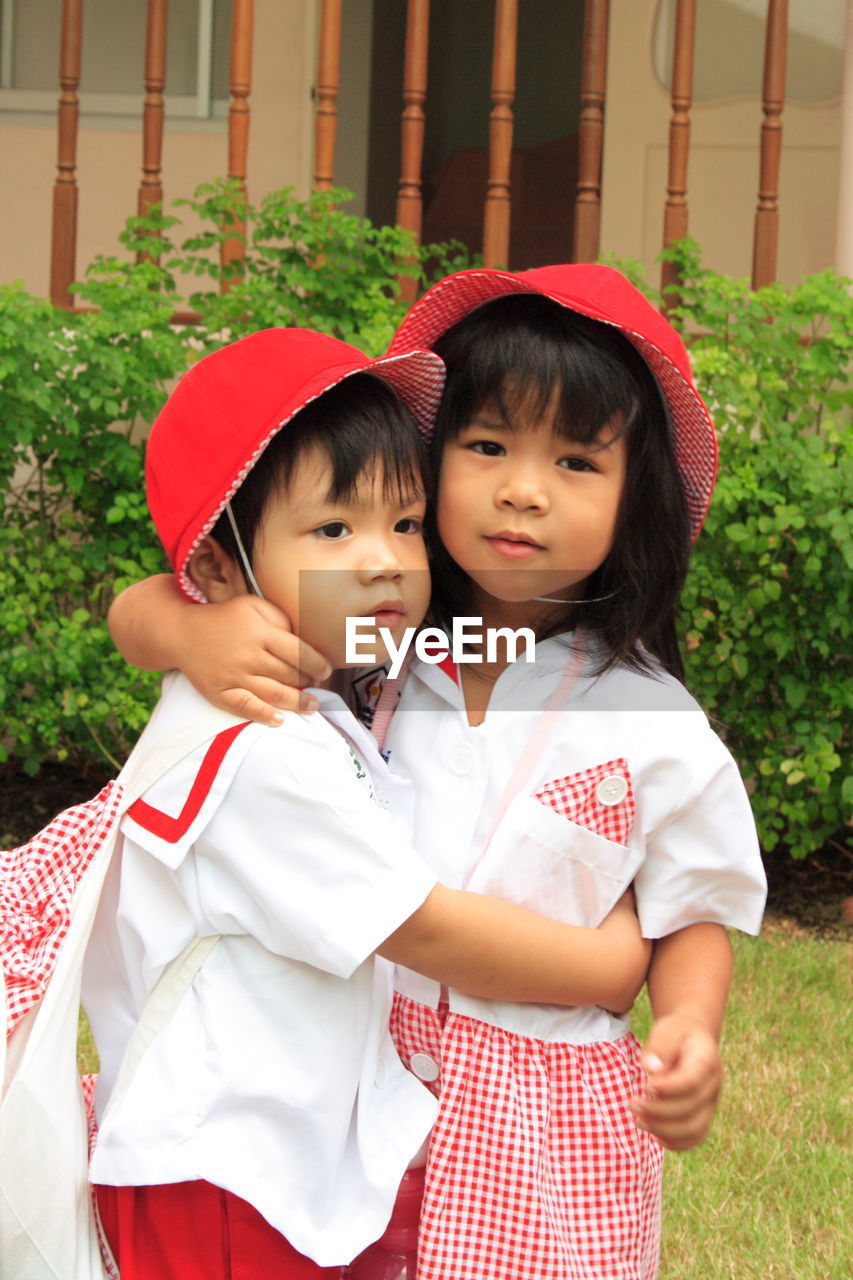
[495,467,550,514]
[356,534,405,584]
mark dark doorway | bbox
[366,0,586,270]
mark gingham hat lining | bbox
[390,270,717,542]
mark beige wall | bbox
[600,0,842,286]
[1,0,318,299]
[2,0,844,299]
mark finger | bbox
[647,1043,721,1101]
[221,686,319,726]
[644,1123,711,1152]
[630,1083,719,1152]
[220,672,323,712]
[263,635,332,684]
[631,1102,715,1151]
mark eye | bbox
[315,520,350,539]
[469,439,506,457]
[557,455,596,473]
[394,516,425,535]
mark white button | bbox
[376,793,393,811]
[409,1052,440,1083]
[596,775,628,806]
[448,744,475,776]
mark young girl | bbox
[108,269,767,1278]
[84,325,649,1280]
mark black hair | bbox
[210,372,427,569]
[427,294,691,680]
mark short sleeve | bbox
[632,718,766,938]
[173,717,436,978]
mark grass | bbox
[632,924,852,1279]
[77,924,851,1276]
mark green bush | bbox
[627,241,851,859]
[0,184,472,773]
[3,217,849,861]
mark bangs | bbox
[319,377,426,507]
[433,294,658,446]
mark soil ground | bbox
[2,758,851,939]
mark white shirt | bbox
[383,634,766,1044]
[83,673,437,1266]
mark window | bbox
[0,0,234,118]
[653,0,845,103]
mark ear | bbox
[187,536,248,602]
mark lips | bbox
[367,599,406,628]
[485,531,545,561]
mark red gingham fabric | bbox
[1,781,123,1034]
[390,994,663,1280]
[535,758,635,846]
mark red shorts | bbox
[94,1181,342,1280]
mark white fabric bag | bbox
[0,707,241,1280]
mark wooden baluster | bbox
[396,0,431,302]
[661,0,696,303]
[752,0,788,290]
[221,0,254,289]
[50,0,83,308]
[482,0,518,268]
[138,0,168,259]
[573,0,610,264]
[314,0,342,191]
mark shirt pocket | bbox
[534,757,635,845]
[466,786,643,928]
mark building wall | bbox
[600,0,842,285]
[0,0,843,300]
[0,0,318,299]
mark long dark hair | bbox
[428,294,691,680]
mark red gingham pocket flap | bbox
[534,758,635,845]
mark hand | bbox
[630,1012,722,1150]
[598,889,651,1015]
[179,595,331,724]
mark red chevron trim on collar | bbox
[127,722,251,843]
[437,652,459,685]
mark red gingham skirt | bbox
[390,994,663,1280]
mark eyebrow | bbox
[309,485,427,513]
[463,414,513,433]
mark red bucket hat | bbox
[388,264,717,542]
[146,328,445,600]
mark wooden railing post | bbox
[396,0,431,302]
[752,0,788,290]
[314,0,342,191]
[138,0,168,253]
[50,0,83,308]
[573,0,610,264]
[221,0,254,289]
[661,0,696,304]
[482,0,518,268]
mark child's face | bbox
[229,444,431,671]
[436,386,626,625]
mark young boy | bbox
[83,328,648,1280]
